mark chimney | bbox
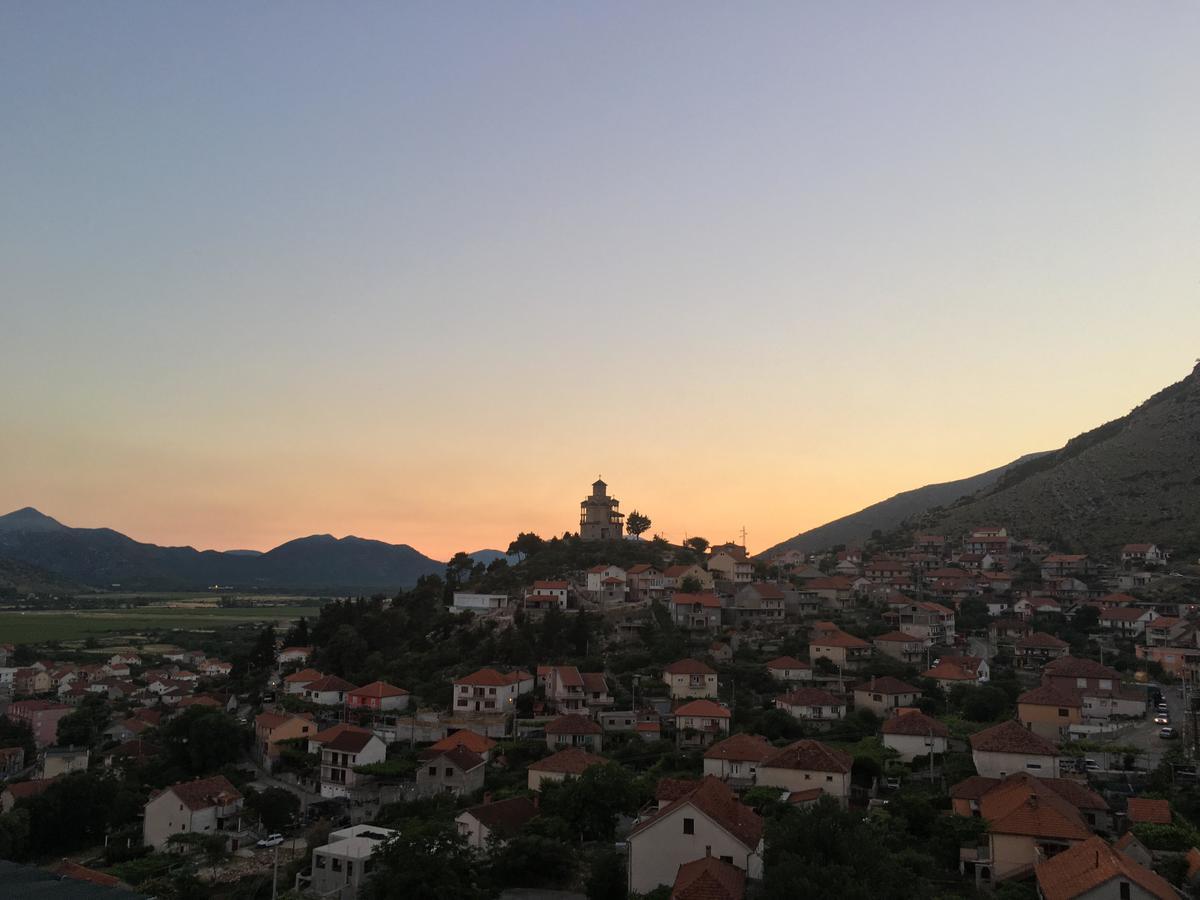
[1094,849,1100,868]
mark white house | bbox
[969,719,1061,779]
[626,776,763,894]
[455,797,538,851]
[304,675,357,706]
[143,775,246,851]
[450,593,510,614]
[701,733,775,784]
[319,730,387,799]
[663,659,719,699]
[775,688,845,724]
[754,740,853,805]
[452,668,534,714]
[881,711,949,762]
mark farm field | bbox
[0,605,320,643]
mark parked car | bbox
[1084,759,1101,773]
[885,776,902,790]
[257,834,284,848]
[1155,714,1170,725]
[1160,727,1179,740]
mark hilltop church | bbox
[579,478,624,541]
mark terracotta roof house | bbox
[775,688,846,723]
[347,680,410,712]
[1125,797,1171,826]
[430,729,498,761]
[853,676,921,717]
[453,667,534,713]
[809,628,872,671]
[674,700,732,747]
[627,776,763,894]
[881,711,950,762]
[455,796,539,850]
[671,853,746,900]
[417,746,485,797]
[283,668,325,694]
[1035,835,1174,900]
[1014,632,1070,670]
[143,775,245,851]
[1,778,58,813]
[873,630,926,664]
[922,660,981,689]
[970,719,1060,779]
[527,748,606,791]
[664,659,719,700]
[702,733,775,783]
[756,740,853,804]
[765,656,812,682]
[303,674,358,706]
[545,715,604,752]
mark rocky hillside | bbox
[909,363,1200,556]
[760,452,1047,557]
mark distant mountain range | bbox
[760,453,1048,557]
[765,362,1200,559]
[0,508,445,593]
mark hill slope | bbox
[909,363,1200,555]
[760,453,1047,557]
[0,508,445,592]
[0,555,85,596]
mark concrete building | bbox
[755,740,853,805]
[969,719,1061,779]
[300,824,396,900]
[455,796,538,851]
[881,711,949,762]
[416,746,485,797]
[663,659,719,699]
[4,700,71,748]
[450,593,510,614]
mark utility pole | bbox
[271,843,279,900]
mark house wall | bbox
[455,813,493,850]
[854,690,919,717]
[666,673,718,699]
[627,803,762,894]
[754,766,850,802]
[972,749,1059,780]
[702,758,761,782]
[1018,703,1081,741]
[883,733,947,763]
[416,759,484,797]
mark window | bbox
[315,855,326,869]
[445,768,454,777]
[683,818,695,835]
[332,858,342,872]
[720,855,733,865]
[826,775,833,782]
[428,766,437,777]
[1058,709,1068,717]
[1119,882,1130,900]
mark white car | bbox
[1155,714,1170,725]
[257,834,284,848]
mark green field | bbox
[0,605,321,644]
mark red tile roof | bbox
[969,719,1060,756]
[811,630,871,650]
[854,676,920,695]
[671,593,722,608]
[1126,797,1171,825]
[761,739,852,774]
[462,796,538,836]
[348,680,409,699]
[419,745,485,772]
[1019,684,1082,708]
[1043,657,1120,680]
[581,672,608,693]
[1016,632,1069,650]
[1036,835,1174,900]
[325,730,378,753]
[283,667,324,684]
[304,675,357,693]
[703,733,775,763]
[665,658,717,676]
[528,747,606,775]
[167,775,241,811]
[873,630,923,643]
[671,854,746,900]
[454,668,532,686]
[675,699,731,719]
[430,730,498,755]
[765,656,809,670]
[630,776,763,851]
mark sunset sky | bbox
[3,4,1199,561]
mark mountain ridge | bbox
[759,452,1048,558]
[0,509,445,593]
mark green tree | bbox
[679,575,703,594]
[365,821,484,900]
[683,537,709,556]
[626,511,652,539]
[507,532,545,561]
[243,786,300,831]
[56,694,110,747]
[160,707,248,774]
[486,817,577,890]
[540,762,642,842]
